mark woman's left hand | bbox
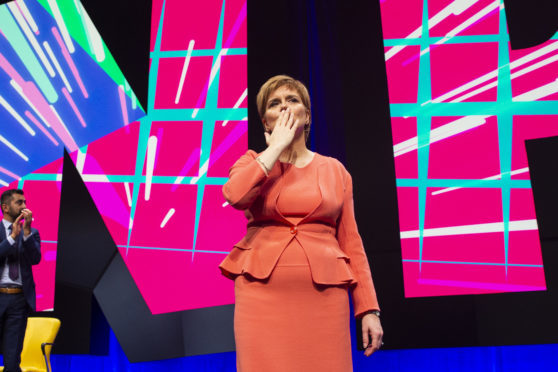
[361,312,383,356]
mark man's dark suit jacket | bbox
[0,225,42,311]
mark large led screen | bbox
[380,0,558,297]
[0,0,144,311]
[0,0,247,313]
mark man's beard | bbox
[8,208,20,220]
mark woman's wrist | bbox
[361,310,381,319]
[256,144,283,172]
[255,157,270,176]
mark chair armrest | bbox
[41,343,54,372]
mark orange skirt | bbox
[234,239,352,372]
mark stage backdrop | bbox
[0,0,246,315]
[381,0,558,297]
[0,0,145,311]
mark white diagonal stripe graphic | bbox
[401,219,538,239]
[124,182,132,207]
[16,0,38,34]
[0,95,35,135]
[145,136,158,201]
[10,80,50,127]
[47,0,75,53]
[8,2,55,78]
[431,167,530,196]
[0,134,29,161]
[394,116,488,157]
[160,208,176,228]
[433,41,558,103]
[513,78,558,102]
[175,40,195,104]
[222,89,247,127]
[385,0,482,61]
[43,41,72,93]
[79,2,105,62]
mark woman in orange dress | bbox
[219,75,383,372]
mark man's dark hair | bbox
[1,189,24,206]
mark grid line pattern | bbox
[380,0,558,297]
[1,0,247,313]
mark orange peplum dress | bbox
[220,150,380,372]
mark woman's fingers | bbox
[267,108,299,151]
[363,331,378,357]
[274,108,298,131]
[280,108,286,121]
[285,110,292,128]
[371,331,381,352]
[284,109,291,126]
[362,327,369,350]
[279,109,288,127]
[364,334,374,357]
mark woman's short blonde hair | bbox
[256,75,311,125]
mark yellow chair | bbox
[0,317,61,372]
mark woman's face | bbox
[262,86,309,133]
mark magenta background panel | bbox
[379,0,422,39]
[21,180,61,242]
[401,239,420,261]
[157,0,222,51]
[223,0,247,48]
[428,0,499,37]
[154,57,213,109]
[392,117,419,179]
[129,184,196,250]
[84,182,132,247]
[382,0,557,298]
[511,116,558,179]
[195,185,246,253]
[83,121,140,176]
[0,0,248,315]
[509,41,558,101]
[119,246,235,314]
[32,158,63,175]
[508,231,543,265]
[396,187,419,231]
[207,120,247,178]
[425,188,503,228]
[143,122,202,177]
[385,46,420,104]
[430,42,499,102]
[218,55,247,108]
[428,116,500,179]
[422,233,506,263]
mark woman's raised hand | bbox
[264,108,299,151]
